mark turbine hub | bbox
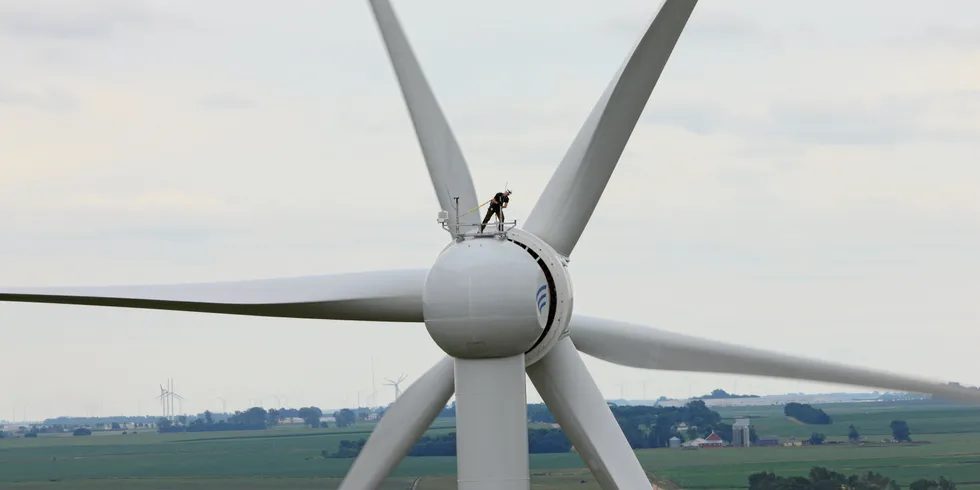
[423,229,573,363]
[423,238,548,359]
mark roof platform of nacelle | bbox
[437,210,518,241]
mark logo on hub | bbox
[535,270,549,329]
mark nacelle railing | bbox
[437,208,517,240]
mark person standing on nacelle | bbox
[480,189,512,232]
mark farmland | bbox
[2,400,980,489]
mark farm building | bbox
[701,431,724,447]
[681,431,725,448]
[682,437,705,448]
[757,435,780,446]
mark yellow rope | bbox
[459,199,491,217]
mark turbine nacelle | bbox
[422,227,573,365]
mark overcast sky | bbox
[1,0,978,422]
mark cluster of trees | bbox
[784,403,833,424]
[13,424,71,435]
[749,466,954,490]
[331,400,738,458]
[333,409,357,428]
[329,428,571,459]
[159,406,336,433]
[803,420,911,446]
[408,433,457,456]
[527,428,573,453]
[534,400,747,449]
[153,405,373,433]
[890,420,912,442]
[174,408,267,433]
[613,400,752,449]
[534,400,746,449]
[804,420,911,446]
[259,407,325,427]
[326,439,367,458]
[527,404,557,424]
[0,425,128,438]
[697,389,760,400]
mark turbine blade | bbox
[569,315,980,403]
[339,356,455,490]
[367,0,480,229]
[527,337,651,488]
[522,0,698,257]
[0,268,427,322]
[455,355,530,487]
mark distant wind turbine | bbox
[384,374,408,401]
[157,384,169,419]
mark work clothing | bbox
[480,192,510,232]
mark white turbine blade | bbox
[526,337,650,489]
[339,356,455,490]
[0,269,427,322]
[367,0,480,228]
[522,0,698,257]
[569,315,980,403]
[455,355,530,489]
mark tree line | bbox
[325,428,572,458]
[791,419,912,447]
[784,402,833,424]
[749,466,955,490]
[331,400,737,457]
[157,406,361,433]
[612,400,755,448]
[696,389,760,399]
[533,400,753,448]
[842,420,911,443]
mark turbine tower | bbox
[169,379,185,423]
[2,1,980,489]
[384,374,408,401]
[157,384,169,420]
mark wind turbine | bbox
[2,0,980,489]
[384,374,408,401]
[169,379,185,423]
[157,384,169,420]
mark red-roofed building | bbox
[701,431,724,447]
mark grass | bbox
[3,401,980,489]
[1,478,420,489]
[715,400,980,439]
[634,433,980,489]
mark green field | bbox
[3,401,979,489]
